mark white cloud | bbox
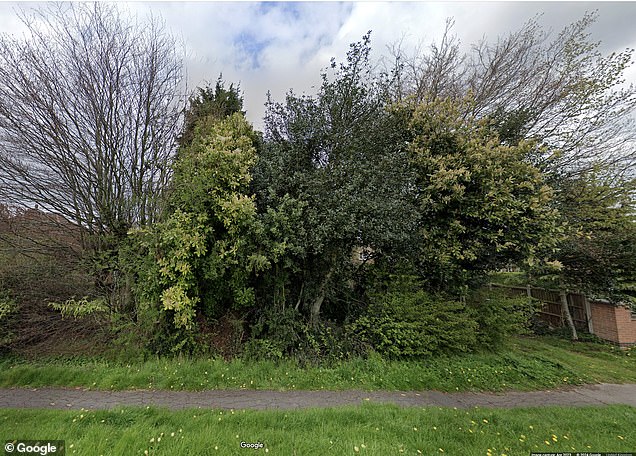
[2,1,635,131]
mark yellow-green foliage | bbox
[48,297,109,319]
[171,113,258,215]
[396,98,562,289]
[0,291,15,321]
[160,286,198,330]
[135,113,265,351]
[153,210,209,331]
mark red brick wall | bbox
[590,301,636,347]
[614,305,636,347]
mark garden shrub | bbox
[467,288,540,348]
[348,290,478,359]
[244,307,367,364]
[244,307,306,361]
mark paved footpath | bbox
[0,383,635,410]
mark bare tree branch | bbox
[0,3,184,251]
[387,11,636,178]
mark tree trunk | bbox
[294,282,304,311]
[310,269,333,325]
[560,290,578,341]
[310,294,325,326]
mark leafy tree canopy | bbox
[394,97,562,293]
[254,33,419,323]
[178,75,245,148]
[538,173,636,297]
[388,11,636,179]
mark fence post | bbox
[583,294,594,334]
[560,290,579,341]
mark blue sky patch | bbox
[258,2,302,21]
[234,31,272,70]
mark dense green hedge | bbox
[348,291,477,358]
[346,288,538,359]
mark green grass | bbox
[0,404,634,455]
[0,336,633,392]
[513,336,636,384]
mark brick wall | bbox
[590,300,636,348]
[614,305,636,347]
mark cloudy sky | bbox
[1,1,635,130]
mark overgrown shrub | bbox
[347,277,540,359]
[467,288,540,348]
[348,290,478,359]
[244,307,367,364]
[308,321,369,363]
[245,307,305,360]
[124,112,265,354]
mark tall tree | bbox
[397,97,561,293]
[255,34,418,323]
[0,3,184,252]
[545,173,636,297]
[388,11,636,178]
[134,112,264,351]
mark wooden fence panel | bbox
[566,293,588,329]
[490,283,588,330]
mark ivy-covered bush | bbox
[129,112,267,353]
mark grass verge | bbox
[0,404,634,455]
[0,336,633,392]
